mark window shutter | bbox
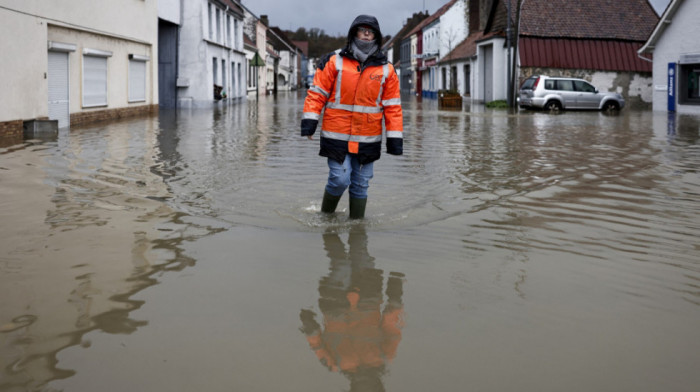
[128,59,146,102]
[83,55,108,107]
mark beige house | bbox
[0,0,158,140]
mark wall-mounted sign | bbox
[668,63,676,112]
[679,53,700,64]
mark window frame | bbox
[679,63,700,106]
[128,54,149,103]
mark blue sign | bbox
[668,63,676,112]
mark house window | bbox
[208,3,213,40]
[213,57,218,84]
[464,65,470,95]
[128,54,149,102]
[231,62,236,96]
[216,8,221,43]
[441,67,446,90]
[221,59,227,95]
[227,15,231,46]
[679,63,700,105]
[82,48,112,107]
[234,19,239,49]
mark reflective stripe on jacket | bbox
[303,52,403,164]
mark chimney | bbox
[469,0,480,34]
[260,15,269,27]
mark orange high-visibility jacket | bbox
[301,48,403,164]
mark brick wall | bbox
[0,120,24,147]
[71,104,159,126]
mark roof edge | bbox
[639,0,682,54]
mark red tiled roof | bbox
[244,34,255,48]
[439,31,500,63]
[292,41,309,56]
[519,37,652,72]
[519,0,658,41]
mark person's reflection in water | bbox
[300,226,405,392]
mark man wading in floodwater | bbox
[301,14,404,219]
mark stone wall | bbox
[520,67,653,109]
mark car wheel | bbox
[602,101,620,111]
[545,100,562,112]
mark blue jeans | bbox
[325,155,374,199]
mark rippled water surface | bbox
[1,93,700,391]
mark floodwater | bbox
[1,93,700,392]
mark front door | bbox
[158,20,178,108]
[574,80,599,109]
[48,51,70,128]
[483,45,493,102]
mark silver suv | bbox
[518,75,625,111]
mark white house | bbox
[177,0,247,108]
[0,0,158,136]
[244,34,262,96]
[639,0,700,114]
[416,0,465,99]
[241,5,269,98]
[436,0,468,91]
[268,26,301,92]
[158,0,181,108]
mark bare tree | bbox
[442,27,460,91]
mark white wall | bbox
[48,25,153,113]
[439,0,467,62]
[0,6,48,121]
[158,0,181,25]
[178,0,246,107]
[650,0,700,113]
[0,0,158,124]
[475,37,507,102]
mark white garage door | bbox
[48,51,70,128]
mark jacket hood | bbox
[347,15,382,47]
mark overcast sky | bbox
[244,0,671,38]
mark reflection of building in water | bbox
[300,227,405,392]
[0,117,223,390]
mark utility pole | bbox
[506,0,512,107]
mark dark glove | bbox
[301,119,318,137]
[386,137,403,155]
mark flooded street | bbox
[2,92,700,391]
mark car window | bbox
[574,81,596,93]
[556,80,574,91]
[521,78,536,89]
[544,80,555,90]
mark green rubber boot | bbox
[321,191,342,213]
[349,197,367,219]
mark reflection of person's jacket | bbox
[300,229,404,374]
[301,15,403,165]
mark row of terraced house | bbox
[384,0,700,115]
[0,0,307,142]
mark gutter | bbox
[638,0,680,55]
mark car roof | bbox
[536,75,586,81]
